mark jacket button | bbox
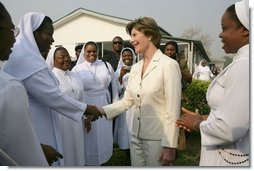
[138,117,140,120]
[137,94,140,97]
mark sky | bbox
[1,0,252,61]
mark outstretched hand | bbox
[84,105,105,133]
[84,105,103,121]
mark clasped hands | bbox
[83,105,105,132]
[176,107,204,132]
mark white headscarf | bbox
[198,59,207,67]
[235,0,249,30]
[75,41,99,65]
[3,12,48,80]
[116,47,136,71]
[46,47,57,70]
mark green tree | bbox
[182,79,211,115]
[181,27,213,57]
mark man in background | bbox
[102,36,124,71]
[70,44,83,70]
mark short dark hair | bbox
[226,4,245,29]
[53,46,68,59]
[35,16,53,32]
[75,44,83,51]
[165,41,179,54]
[112,36,123,42]
[0,3,8,20]
[84,41,98,51]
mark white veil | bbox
[3,12,47,80]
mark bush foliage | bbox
[182,79,211,115]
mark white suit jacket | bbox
[103,50,181,148]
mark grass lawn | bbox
[104,131,201,166]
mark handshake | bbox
[83,105,105,132]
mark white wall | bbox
[53,14,130,58]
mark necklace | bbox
[87,63,97,82]
[217,146,249,165]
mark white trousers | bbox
[130,134,162,166]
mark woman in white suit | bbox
[100,17,182,166]
[176,0,249,166]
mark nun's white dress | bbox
[3,12,86,166]
[72,59,119,165]
[51,68,86,166]
[113,73,135,149]
[193,60,213,81]
[199,45,249,166]
[0,70,48,166]
[113,47,136,150]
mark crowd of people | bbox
[0,0,249,167]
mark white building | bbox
[53,8,210,73]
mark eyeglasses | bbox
[113,41,123,45]
[0,26,20,37]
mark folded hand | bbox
[176,107,203,132]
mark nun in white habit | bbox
[177,0,249,166]
[113,47,136,150]
[46,47,85,166]
[193,59,214,81]
[199,1,249,165]
[72,41,119,165]
[3,12,87,166]
[0,69,48,166]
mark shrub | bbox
[182,79,211,115]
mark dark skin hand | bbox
[84,105,103,121]
[84,115,93,133]
[176,107,204,132]
[83,105,104,133]
[118,67,128,85]
[41,144,63,166]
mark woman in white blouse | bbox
[72,41,119,166]
[46,47,85,166]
